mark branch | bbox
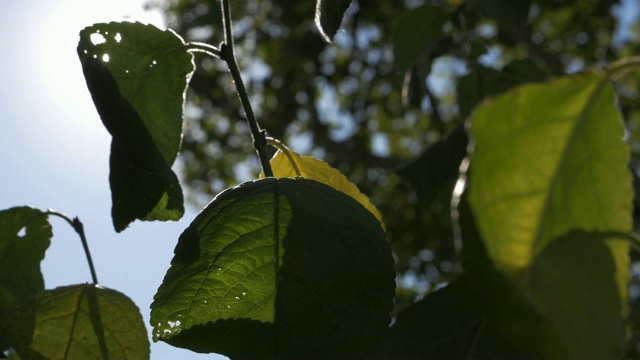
[219,0,273,177]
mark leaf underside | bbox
[151,178,395,358]
[465,72,631,358]
[3,284,150,360]
[77,21,194,231]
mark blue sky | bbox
[0,1,223,359]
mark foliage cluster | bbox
[2,0,640,358]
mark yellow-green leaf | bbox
[262,147,383,227]
[2,284,149,359]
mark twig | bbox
[46,210,99,285]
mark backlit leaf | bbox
[264,147,383,226]
[77,22,194,231]
[151,178,395,358]
[393,5,448,71]
[466,72,631,357]
[2,284,149,360]
[314,0,353,42]
[0,207,50,309]
[0,207,51,354]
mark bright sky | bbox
[0,1,224,359]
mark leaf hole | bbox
[90,33,106,45]
[17,226,26,237]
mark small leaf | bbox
[2,284,149,360]
[264,147,383,226]
[314,0,353,42]
[466,72,631,357]
[151,178,395,358]
[397,124,468,212]
[0,207,51,309]
[393,5,448,71]
[77,22,194,231]
[469,0,530,28]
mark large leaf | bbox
[264,147,383,225]
[393,5,448,71]
[2,284,149,359]
[77,22,194,231]
[466,72,631,357]
[314,0,353,42]
[0,207,51,309]
[151,178,395,358]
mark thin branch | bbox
[219,0,273,177]
[46,210,99,285]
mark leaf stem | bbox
[186,42,222,58]
[605,56,640,80]
[266,137,303,177]
[46,210,99,285]
[219,0,273,177]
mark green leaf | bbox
[385,276,525,358]
[397,124,468,213]
[2,284,149,360]
[457,60,547,120]
[0,207,51,354]
[466,72,631,357]
[457,196,563,358]
[77,22,194,231]
[314,0,353,42]
[393,5,448,71]
[151,178,395,358]
[469,0,530,28]
[527,230,628,358]
[0,207,51,309]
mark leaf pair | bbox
[391,72,631,358]
[0,207,149,359]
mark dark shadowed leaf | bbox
[385,276,525,358]
[469,0,530,28]
[465,72,631,358]
[397,124,468,214]
[151,178,395,358]
[2,284,149,360]
[393,5,448,71]
[0,207,50,309]
[77,22,194,231]
[314,0,353,42]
